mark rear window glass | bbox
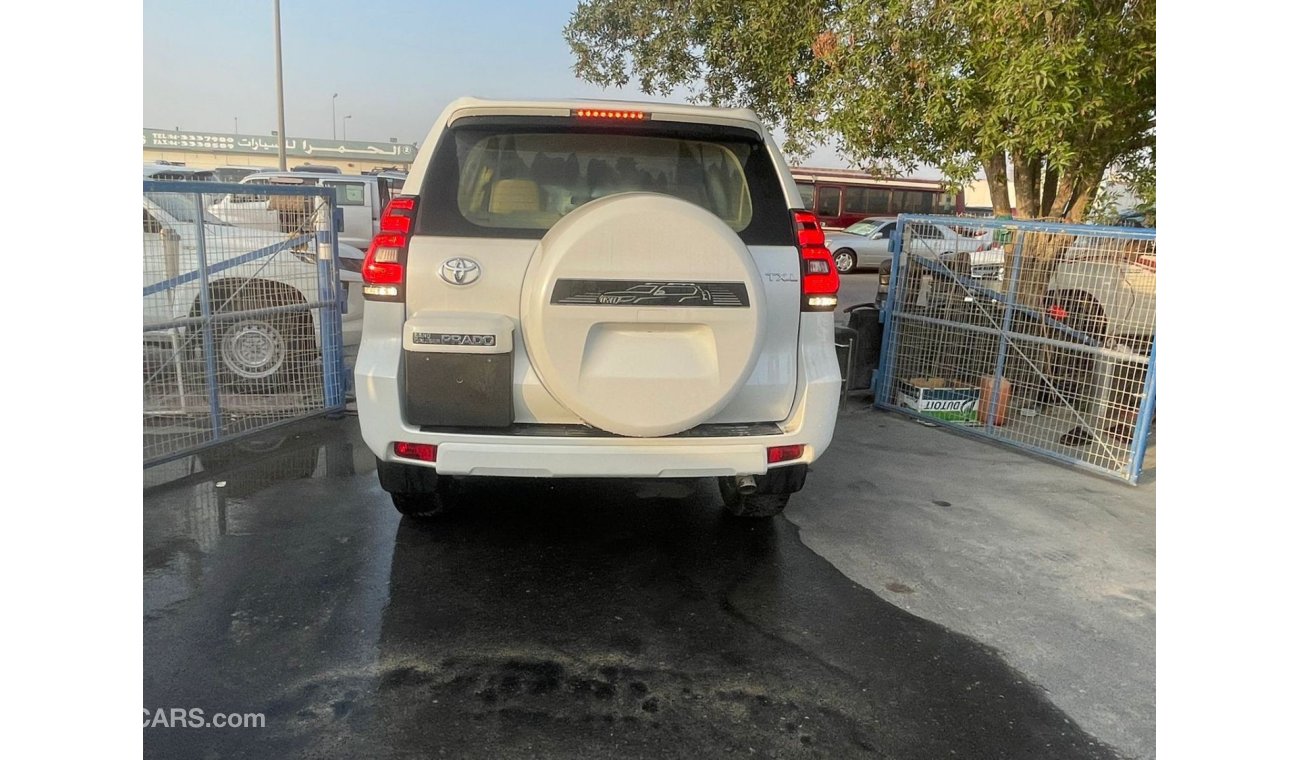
[844,219,882,235]
[867,188,890,213]
[844,187,868,215]
[417,119,794,245]
[796,182,814,208]
[325,181,367,206]
[816,187,841,217]
[458,133,751,230]
[230,178,269,204]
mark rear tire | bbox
[391,492,450,518]
[377,459,456,518]
[1043,291,1107,407]
[217,314,290,392]
[212,286,318,393]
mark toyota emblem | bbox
[439,257,481,286]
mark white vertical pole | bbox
[273,0,287,171]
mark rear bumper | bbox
[427,441,772,478]
[355,307,840,478]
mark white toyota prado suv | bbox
[355,98,841,518]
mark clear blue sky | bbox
[143,0,853,167]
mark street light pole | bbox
[332,93,338,140]
[273,0,287,170]
[234,116,239,135]
[343,115,351,141]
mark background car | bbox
[906,220,992,258]
[143,192,365,392]
[143,163,215,182]
[827,217,992,274]
[356,97,842,520]
[824,217,897,273]
[1041,238,1155,423]
[209,166,262,184]
[1046,238,1155,345]
[209,170,407,251]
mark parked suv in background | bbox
[355,98,841,519]
[142,192,367,391]
[209,170,406,251]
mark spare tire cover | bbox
[521,193,766,437]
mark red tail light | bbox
[793,210,839,311]
[767,444,805,464]
[363,195,418,300]
[393,441,436,462]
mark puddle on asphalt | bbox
[143,420,376,619]
[144,419,1121,759]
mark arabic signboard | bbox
[143,129,416,161]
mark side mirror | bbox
[870,232,884,240]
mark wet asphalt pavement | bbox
[144,417,1122,759]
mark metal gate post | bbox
[872,216,906,402]
[986,225,1023,434]
[1127,338,1157,483]
[161,226,187,403]
[315,192,345,410]
[192,191,223,443]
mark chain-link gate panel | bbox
[876,215,1155,483]
[143,181,349,466]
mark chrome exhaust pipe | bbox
[736,475,758,496]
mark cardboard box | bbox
[898,378,981,424]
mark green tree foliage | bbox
[566,0,1154,221]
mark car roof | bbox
[143,163,214,178]
[242,171,379,183]
[441,96,767,132]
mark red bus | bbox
[790,167,963,229]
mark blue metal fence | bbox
[875,215,1156,483]
[143,180,349,467]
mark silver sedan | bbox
[828,217,997,274]
[824,217,897,273]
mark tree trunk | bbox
[1040,162,1059,218]
[1002,228,1078,401]
[1048,166,1077,219]
[1064,165,1107,222]
[982,151,1012,217]
[1011,152,1042,218]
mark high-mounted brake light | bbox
[363,195,419,300]
[792,210,839,311]
[571,108,646,120]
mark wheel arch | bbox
[832,246,858,272]
[190,277,318,340]
[1044,287,1108,339]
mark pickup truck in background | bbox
[209,170,406,251]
